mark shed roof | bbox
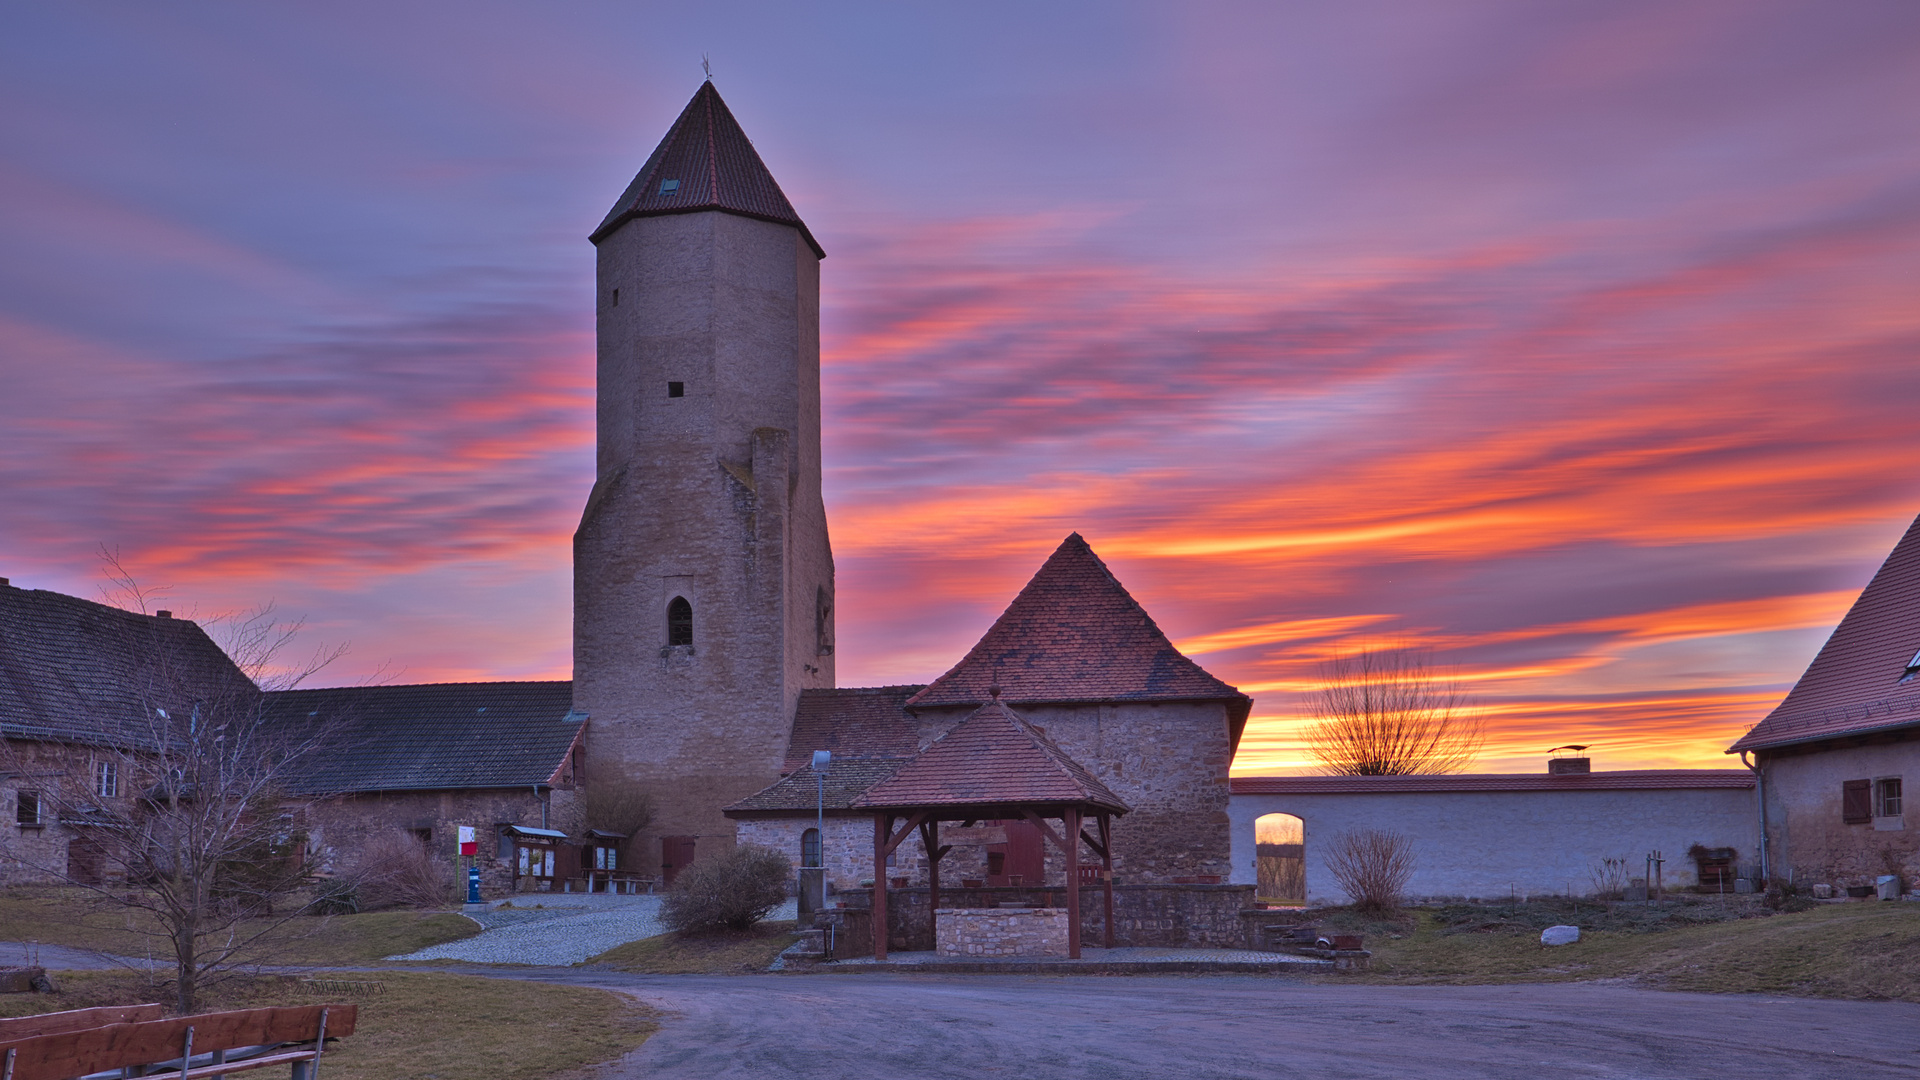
[1731,514,1920,753]
[907,535,1251,741]
[0,585,253,750]
[726,757,912,815]
[855,699,1128,813]
[1230,770,1755,795]
[263,681,581,794]
[782,685,925,773]
[591,81,823,257]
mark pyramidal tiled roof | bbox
[1732,513,1920,753]
[908,534,1250,723]
[0,585,254,749]
[855,698,1129,813]
[591,81,823,257]
[725,756,911,814]
[263,681,582,794]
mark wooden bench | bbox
[0,1006,164,1042]
[0,1003,355,1080]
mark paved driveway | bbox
[522,972,1920,1079]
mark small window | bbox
[408,827,433,847]
[658,179,679,195]
[667,596,693,646]
[1843,778,1873,824]
[94,761,118,799]
[611,288,620,308]
[570,745,583,783]
[16,791,41,826]
[801,828,821,869]
[667,381,685,398]
[1878,778,1903,818]
[1902,649,1920,684]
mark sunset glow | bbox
[3,3,1917,774]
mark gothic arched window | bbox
[666,596,693,646]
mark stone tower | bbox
[575,81,834,880]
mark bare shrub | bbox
[1323,828,1416,914]
[1304,647,1484,775]
[342,831,456,910]
[660,843,791,934]
[1590,856,1634,900]
[584,776,653,867]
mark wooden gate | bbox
[660,835,698,887]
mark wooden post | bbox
[1064,806,1082,959]
[873,813,889,960]
[1099,812,1115,949]
[922,818,941,952]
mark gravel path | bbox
[389,896,798,966]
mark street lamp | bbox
[810,750,830,912]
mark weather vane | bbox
[702,54,712,82]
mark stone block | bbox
[1540,925,1580,946]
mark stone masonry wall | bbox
[872,883,1257,951]
[1,738,137,887]
[936,907,1069,957]
[309,786,582,899]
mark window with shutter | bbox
[1842,778,1873,824]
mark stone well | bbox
[935,907,1070,957]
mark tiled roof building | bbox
[855,699,1127,814]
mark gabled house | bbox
[1730,513,1920,892]
[0,581,255,885]
[263,681,587,893]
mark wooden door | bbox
[661,835,698,886]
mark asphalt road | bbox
[523,972,1920,1080]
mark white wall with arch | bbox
[1229,781,1759,905]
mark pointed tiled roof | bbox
[907,535,1251,727]
[855,699,1128,813]
[1732,514,1920,753]
[782,685,925,774]
[591,81,823,257]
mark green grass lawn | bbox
[586,920,801,974]
[1324,900,1920,1001]
[0,886,479,964]
[0,970,655,1080]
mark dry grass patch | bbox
[589,920,801,973]
[0,970,654,1080]
[0,887,477,964]
[1340,902,1920,1001]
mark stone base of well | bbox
[935,907,1069,958]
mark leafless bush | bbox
[1304,647,1484,775]
[1590,856,1634,900]
[343,831,456,910]
[1323,828,1416,914]
[661,843,791,934]
[584,776,653,866]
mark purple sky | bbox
[4,2,1919,772]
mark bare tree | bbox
[1323,828,1416,914]
[6,557,347,1013]
[1303,647,1484,775]
[584,775,653,867]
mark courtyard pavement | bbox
[387,894,799,965]
[486,971,1920,1079]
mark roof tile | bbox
[855,699,1129,813]
[782,685,924,773]
[907,535,1249,728]
[591,81,822,256]
[1731,513,1920,752]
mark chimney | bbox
[0,577,10,587]
[155,610,172,619]
[1547,745,1590,774]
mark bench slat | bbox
[0,1004,354,1080]
[0,1006,164,1041]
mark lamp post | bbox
[811,749,830,913]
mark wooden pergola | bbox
[850,698,1130,960]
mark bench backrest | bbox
[0,1003,356,1080]
[0,1005,164,1041]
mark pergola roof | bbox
[853,698,1128,815]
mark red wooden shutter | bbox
[1842,779,1872,823]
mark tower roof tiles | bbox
[591,81,823,257]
